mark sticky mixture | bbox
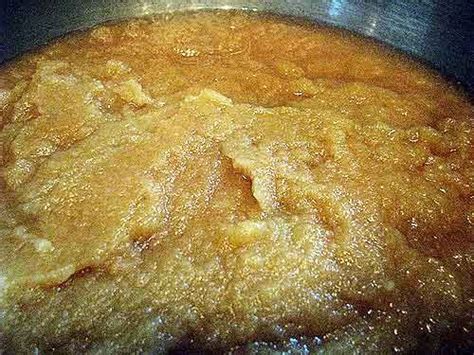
[0,11,473,353]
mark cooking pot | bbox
[2,0,474,94]
[1,1,473,352]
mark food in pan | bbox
[0,11,472,353]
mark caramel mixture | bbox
[0,11,472,353]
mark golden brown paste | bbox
[0,11,473,353]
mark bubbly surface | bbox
[0,11,473,353]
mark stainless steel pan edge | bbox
[2,0,474,93]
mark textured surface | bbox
[0,11,473,353]
[2,0,474,93]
